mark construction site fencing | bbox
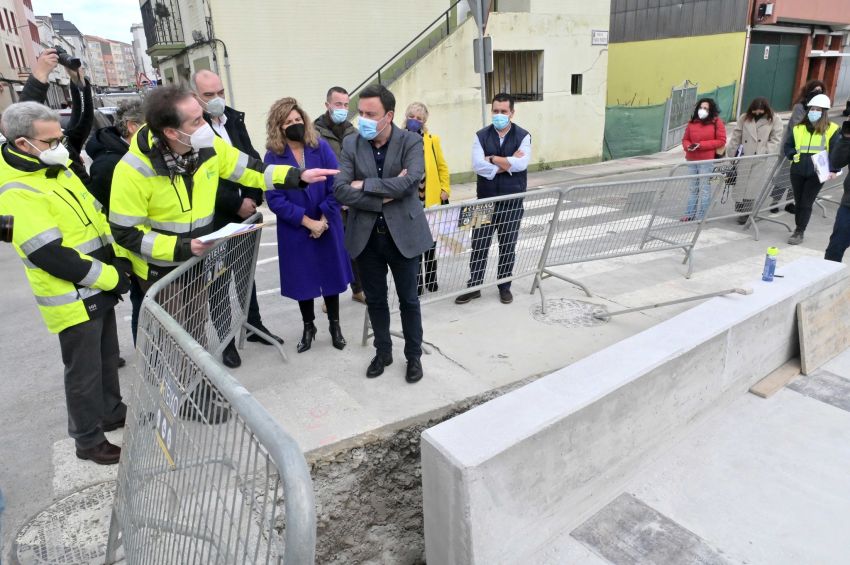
[106,223,315,564]
[360,174,721,344]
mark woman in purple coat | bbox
[264,98,353,352]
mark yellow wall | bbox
[607,32,747,108]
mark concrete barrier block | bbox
[422,257,846,565]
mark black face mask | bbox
[285,123,306,142]
[753,113,764,121]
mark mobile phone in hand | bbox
[687,143,698,151]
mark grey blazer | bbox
[334,124,434,259]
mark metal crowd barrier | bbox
[668,154,779,226]
[360,174,720,344]
[105,224,315,564]
[536,173,722,296]
[359,188,562,344]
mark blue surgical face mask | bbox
[492,114,510,130]
[807,110,822,123]
[406,118,423,132]
[331,108,348,124]
[358,114,388,140]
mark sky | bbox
[33,0,141,44]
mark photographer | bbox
[0,102,131,465]
[824,120,850,262]
[21,48,93,182]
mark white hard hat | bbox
[808,94,831,109]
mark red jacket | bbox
[682,118,726,161]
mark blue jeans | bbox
[356,223,423,361]
[825,204,850,262]
[687,162,714,219]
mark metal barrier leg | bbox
[243,321,287,362]
[361,308,370,347]
[815,198,827,218]
[540,268,593,298]
[104,506,121,564]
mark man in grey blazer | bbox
[334,85,433,383]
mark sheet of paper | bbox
[196,222,261,243]
[812,149,839,184]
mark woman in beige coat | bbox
[726,97,784,222]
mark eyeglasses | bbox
[29,135,67,150]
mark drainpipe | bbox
[735,0,755,118]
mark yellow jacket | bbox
[0,145,127,333]
[109,125,302,279]
[422,132,450,208]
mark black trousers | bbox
[790,173,823,232]
[208,243,264,343]
[468,199,525,291]
[58,309,126,450]
[356,223,423,360]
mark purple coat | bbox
[264,139,353,301]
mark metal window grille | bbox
[486,50,544,102]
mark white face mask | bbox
[204,96,226,118]
[177,123,216,151]
[24,138,69,166]
[697,108,709,120]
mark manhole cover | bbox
[13,481,116,565]
[530,299,609,328]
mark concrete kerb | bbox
[420,257,848,565]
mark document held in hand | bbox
[196,223,262,243]
[812,150,842,184]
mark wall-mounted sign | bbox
[764,46,770,60]
[592,30,609,46]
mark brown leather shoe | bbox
[76,440,121,465]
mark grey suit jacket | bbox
[334,124,434,259]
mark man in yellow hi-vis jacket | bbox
[109,86,335,370]
[0,102,132,465]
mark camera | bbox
[52,45,81,71]
[0,215,12,243]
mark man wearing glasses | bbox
[0,102,133,465]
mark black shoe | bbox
[455,290,481,304]
[180,383,230,424]
[499,288,513,304]
[297,322,317,353]
[426,282,439,292]
[246,323,284,345]
[117,356,126,368]
[785,203,796,214]
[76,440,121,465]
[405,358,423,383]
[366,353,393,378]
[329,321,346,350]
[222,339,241,368]
[770,207,779,214]
[737,215,748,225]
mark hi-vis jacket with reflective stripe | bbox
[109,125,303,280]
[0,144,129,333]
[786,121,841,177]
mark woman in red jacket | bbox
[681,98,726,221]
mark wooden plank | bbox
[749,358,801,398]
[797,279,850,375]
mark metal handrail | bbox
[349,0,462,96]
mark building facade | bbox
[0,0,36,107]
[131,22,155,85]
[141,0,609,177]
[741,0,850,111]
